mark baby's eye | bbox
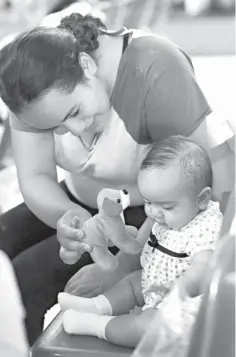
[163,206,174,211]
[71,109,80,118]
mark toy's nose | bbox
[122,189,128,195]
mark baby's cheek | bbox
[165,212,176,225]
[53,126,69,135]
[144,205,151,217]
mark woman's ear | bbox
[198,187,212,210]
[80,53,97,79]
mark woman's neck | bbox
[96,34,124,97]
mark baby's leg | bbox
[59,269,143,316]
[104,269,144,315]
[106,308,156,348]
[63,308,157,348]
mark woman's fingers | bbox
[57,222,84,241]
[57,211,92,254]
[71,284,101,298]
[71,216,82,230]
[58,236,82,252]
[59,247,81,265]
[65,268,94,293]
[80,288,101,298]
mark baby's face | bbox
[138,165,200,230]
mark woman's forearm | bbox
[20,175,90,228]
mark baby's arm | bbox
[178,250,213,297]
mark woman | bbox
[0,12,231,345]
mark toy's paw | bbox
[126,225,138,237]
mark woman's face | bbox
[18,75,111,136]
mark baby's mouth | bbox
[155,219,167,227]
[84,117,95,131]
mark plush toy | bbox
[80,188,142,271]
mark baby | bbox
[58,135,223,348]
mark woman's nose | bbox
[64,118,86,136]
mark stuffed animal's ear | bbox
[102,198,123,216]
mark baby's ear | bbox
[102,198,123,217]
[198,187,211,210]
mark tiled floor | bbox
[0,55,235,214]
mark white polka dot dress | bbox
[140,201,223,308]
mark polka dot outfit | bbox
[140,201,223,308]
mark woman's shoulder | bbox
[116,31,194,88]
[124,31,189,66]
[9,112,41,133]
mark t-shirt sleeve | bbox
[185,214,223,257]
[9,112,41,132]
[143,56,212,142]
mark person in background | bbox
[0,250,29,357]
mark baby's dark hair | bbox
[141,135,213,192]
[0,13,106,115]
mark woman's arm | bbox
[189,116,235,204]
[11,129,90,228]
[178,250,213,297]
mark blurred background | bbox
[0,0,235,213]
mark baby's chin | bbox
[154,219,169,229]
[155,219,183,230]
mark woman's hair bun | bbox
[58,13,107,53]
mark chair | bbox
[30,313,133,357]
[186,234,235,357]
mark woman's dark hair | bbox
[48,0,79,15]
[0,13,107,115]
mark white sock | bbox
[63,310,115,340]
[58,293,113,315]
[92,295,113,315]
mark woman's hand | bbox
[57,209,92,265]
[64,263,126,298]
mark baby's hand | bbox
[143,282,172,295]
[143,282,173,308]
[129,305,143,315]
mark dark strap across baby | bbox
[148,232,189,258]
